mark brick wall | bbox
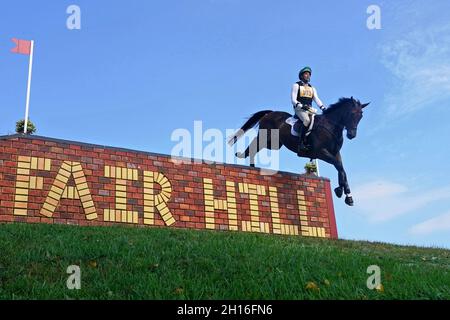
[0,135,338,239]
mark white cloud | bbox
[355,180,407,200]
[409,211,450,235]
[352,180,450,223]
[380,22,450,119]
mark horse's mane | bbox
[323,97,355,115]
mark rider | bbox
[292,66,327,155]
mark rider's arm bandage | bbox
[312,87,326,110]
[291,83,301,108]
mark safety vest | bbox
[296,81,314,106]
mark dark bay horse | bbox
[228,97,369,206]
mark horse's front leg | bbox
[334,152,353,206]
[318,150,353,206]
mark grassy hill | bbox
[0,223,448,300]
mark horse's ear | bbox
[361,102,370,108]
[350,96,354,101]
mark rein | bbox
[315,113,346,141]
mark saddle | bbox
[285,113,316,137]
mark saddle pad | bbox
[285,117,299,136]
[285,116,315,137]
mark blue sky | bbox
[1,0,449,248]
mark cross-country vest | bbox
[296,81,314,106]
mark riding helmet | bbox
[299,66,312,79]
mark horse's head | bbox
[344,97,370,140]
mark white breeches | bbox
[294,106,312,127]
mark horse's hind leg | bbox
[235,134,263,167]
[247,136,261,167]
[235,141,254,160]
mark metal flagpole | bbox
[24,40,34,134]
[315,159,320,177]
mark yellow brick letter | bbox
[142,171,175,226]
[203,178,238,231]
[40,161,97,220]
[13,156,49,216]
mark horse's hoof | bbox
[334,187,343,198]
[345,196,354,206]
[250,163,255,168]
[235,152,245,159]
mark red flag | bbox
[11,38,32,55]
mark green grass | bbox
[0,223,449,300]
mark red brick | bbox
[0,136,337,238]
[0,215,14,222]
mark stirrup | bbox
[297,140,310,155]
[298,143,310,152]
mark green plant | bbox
[15,119,36,134]
[304,161,317,174]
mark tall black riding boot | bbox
[297,125,309,156]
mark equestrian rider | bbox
[292,66,327,155]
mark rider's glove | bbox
[320,105,327,112]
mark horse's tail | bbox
[228,110,273,146]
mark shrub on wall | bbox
[15,119,36,135]
[304,161,317,175]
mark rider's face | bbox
[302,72,311,82]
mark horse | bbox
[228,97,370,206]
